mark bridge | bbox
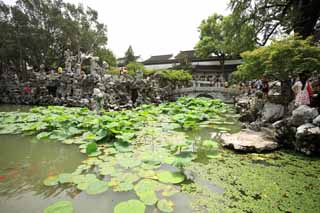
[173,81,241,103]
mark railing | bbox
[174,81,240,95]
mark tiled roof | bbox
[144,54,173,62]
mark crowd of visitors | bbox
[235,73,320,108]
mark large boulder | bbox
[272,119,296,148]
[290,105,319,127]
[295,123,320,155]
[261,102,285,123]
[220,130,279,152]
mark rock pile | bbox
[0,54,185,110]
[234,94,320,155]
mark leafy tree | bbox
[195,13,255,78]
[232,36,320,101]
[126,61,145,75]
[124,45,136,65]
[0,0,109,74]
[95,48,116,67]
[229,0,320,45]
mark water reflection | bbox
[0,135,85,199]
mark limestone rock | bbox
[291,105,319,127]
[313,115,320,126]
[220,130,279,152]
[261,102,285,123]
[295,123,320,155]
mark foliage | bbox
[157,199,174,213]
[157,69,192,81]
[195,13,256,59]
[95,48,117,67]
[126,61,145,75]
[229,0,320,45]
[114,200,145,213]
[124,45,136,66]
[44,201,73,213]
[232,36,320,82]
[157,171,185,184]
[185,150,320,212]
[0,97,239,212]
[0,0,108,71]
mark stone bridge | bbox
[173,81,241,103]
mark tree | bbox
[0,0,109,74]
[232,36,320,102]
[126,61,145,75]
[124,45,136,65]
[95,48,116,67]
[195,13,255,79]
[229,0,320,45]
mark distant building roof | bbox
[175,50,200,60]
[144,54,173,62]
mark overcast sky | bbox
[6,0,230,60]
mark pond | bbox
[0,99,319,213]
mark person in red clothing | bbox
[23,84,31,94]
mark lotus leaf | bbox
[58,173,73,184]
[134,179,161,205]
[118,158,141,169]
[36,132,51,139]
[88,150,102,157]
[44,200,73,213]
[43,175,59,186]
[138,170,157,179]
[113,181,134,192]
[99,165,116,176]
[116,132,135,143]
[114,141,132,152]
[114,200,145,213]
[85,180,109,195]
[137,190,158,205]
[157,199,174,212]
[157,171,185,184]
[86,142,97,154]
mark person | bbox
[262,76,269,98]
[292,73,313,106]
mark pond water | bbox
[0,103,319,213]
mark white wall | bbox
[144,63,176,70]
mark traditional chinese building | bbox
[143,50,242,82]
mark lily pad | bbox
[58,173,73,184]
[138,190,158,205]
[44,200,73,213]
[113,181,134,192]
[157,199,174,212]
[86,142,97,154]
[85,180,109,195]
[36,131,51,140]
[114,141,132,152]
[157,171,185,184]
[118,158,141,169]
[161,186,179,197]
[44,175,59,186]
[114,200,145,213]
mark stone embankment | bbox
[226,94,320,155]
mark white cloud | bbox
[5,0,230,60]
